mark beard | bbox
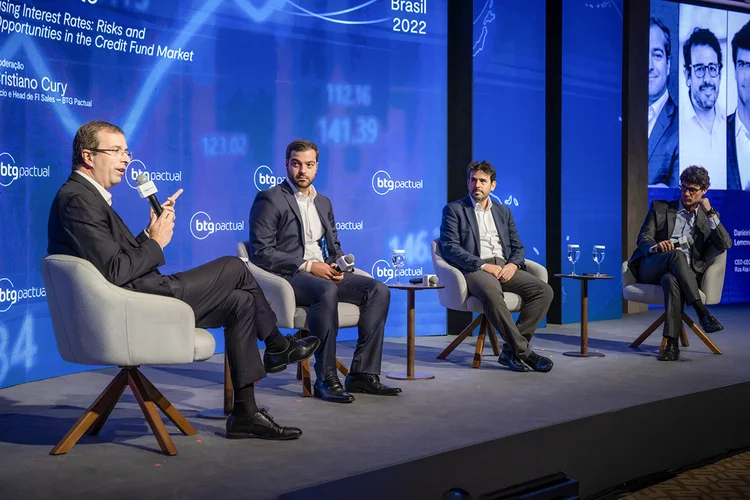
[291,174,313,189]
[470,190,487,203]
[692,82,718,110]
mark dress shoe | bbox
[700,314,724,334]
[522,351,553,372]
[263,334,320,373]
[498,346,529,372]
[313,374,355,403]
[345,373,402,395]
[659,339,680,361]
[226,408,302,440]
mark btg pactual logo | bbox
[370,260,423,284]
[371,170,424,196]
[125,159,182,189]
[190,211,245,240]
[0,277,46,313]
[253,165,286,191]
[0,151,50,188]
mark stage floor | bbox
[0,305,748,499]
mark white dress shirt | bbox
[75,170,112,206]
[290,182,326,271]
[648,89,669,138]
[471,197,504,261]
[666,200,720,266]
[734,112,750,190]
[680,102,727,189]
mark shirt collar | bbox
[75,170,112,206]
[736,111,750,140]
[470,195,492,211]
[649,89,669,118]
[289,179,316,202]
[677,199,695,217]
[684,98,726,129]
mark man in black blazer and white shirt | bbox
[47,121,319,440]
[440,161,554,373]
[249,139,400,403]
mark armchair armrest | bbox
[237,241,296,328]
[701,249,727,305]
[523,260,547,283]
[431,239,468,310]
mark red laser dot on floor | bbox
[155,464,161,467]
[196,439,202,443]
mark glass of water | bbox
[392,249,406,284]
[593,245,606,277]
[567,244,580,275]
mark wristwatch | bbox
[706,208,717,217]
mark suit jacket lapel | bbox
[281,180,304,245]
[69,174,138,246]
[666,199,678,239]
[313,195,334,258]
[462,196,481,252]
[490,201,508,250]
[648,97,675,158]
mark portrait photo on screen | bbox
[678,4,728,189]
[648,5,680,188]
[727,12,750,190]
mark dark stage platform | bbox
[0,305,748,499]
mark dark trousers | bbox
[167,256,278,389]
[464,258,553,360]
[634,251,702,339]
[287,271,389,380]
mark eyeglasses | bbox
[89,148,133,160]
[679,184,702,195]
[689,63,722,78]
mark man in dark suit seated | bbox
[248,139,401,403]
[628,166,731,361]
[439,161,554,373]
[48,121,319,440]
[648,16,679,188]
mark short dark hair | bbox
[467,160,496,183]
[72,121,124,172]
[650,16,671,59]
[731,20,750,66]
[680,165,710,190]
[285,139,319,162]
[683,28,723,76]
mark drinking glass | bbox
[592,245,606,277]
[392,249,406,284]
[567,244,580,275]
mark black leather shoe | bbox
[498,346,529,372]
[313,374,355,403]
[226,408,302,440]
[659,339,680,361]
[263,334,320,373]
[522,351,553,372]
[345,373,402,395]
[700,314,724,334]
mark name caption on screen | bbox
[391,0,427,35]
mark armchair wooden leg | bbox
[197,354,234,419]
[134,369,197,436]
[437,314,483,360]
[51,370,129,455]
[336,359,350,377]
[126,369,178,456]
[472,317,488,369]
[301,358,312,397]
[680,325,689,348]
[659,337,667,356]
[682,312,722,355]
[86,371,128,436]
[486,317,501,356]
[630,312,666,349]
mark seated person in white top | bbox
[439,161,554,372]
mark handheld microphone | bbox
[136,173,162,217]
[335,254,355,273]
[409,275,439,286]
[650,235,693,253]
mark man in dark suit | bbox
[727,20,750,190]
[48,121,319,440]
[439,161,554,373]
[248,139,400,403]
[648,16,679,188]
[628,166,731,361]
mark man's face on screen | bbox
[735,48,750,106]
[286,149,318,190]
[686,44,721,112]
[649,25,670,99]
[468,170,495,204]
[84,131,129,189]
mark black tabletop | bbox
[387,283,446,290]
[554,274,614,280]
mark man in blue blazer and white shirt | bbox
[439,161,554,372]
[249,139,401,403]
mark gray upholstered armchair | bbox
[236,241,367,396]
[430,239,549,367]
[622,247,726,355]
[41,254,216,456]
